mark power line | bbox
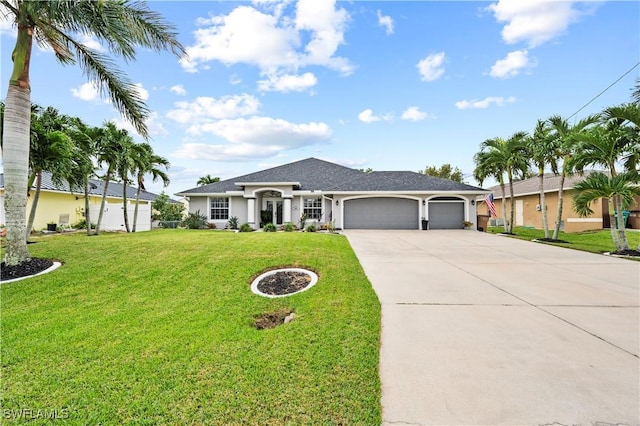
[567,61,640,121]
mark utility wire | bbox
[568,61,640,120]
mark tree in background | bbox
[1,0,185,265]
[420,164,463,182]
[356,167,374,173]
[197,175,220,186]
[152,192,184,223]
[526,119,558,239]
[131,143,170,232]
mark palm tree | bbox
[26,106,75,237]
[130,143,170,232]
[94,122,130,235]
[114,133,135,232]
[547,114,598,240]
[527,120,558,239]
[573,172,640,252]
[474,150,508,232]
[1,0,185,265]
[474,132,529,233]
[197,175,220,186]
[67,118,98,236]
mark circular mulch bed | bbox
[251,268,318,298]
[1,258,55,283]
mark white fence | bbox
[89,202,151,232]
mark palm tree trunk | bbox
[539,171,549,239]
[606,198,622,250]
[122,181,131,232]
[500,182,507,232]
[94,171,112,235]
[84,179,92,236]
[508,172,516,234]
[3,85,32,265]
[26,170,42,240]
[553,172,566,240]
[614,202,630,252]
[132,183,142,233]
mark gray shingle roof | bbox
[329,171,484,192]
[1,171,176,203]
[177,158,366,194]
[487,171,603,197]
[177,158,486,195]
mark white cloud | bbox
[133,83,149,101]
[111,111,168,137]
[0,15,14,36]
[79,33,104,51]
[229,75,242,85]
[358,109,380,123]
[70,81,101,102]
[417,52,446,82]
[166,94,260,124]
[401,106,430,121]
[377,10,394,35]
[173,116,332,161]
[487,0,590,47]
[170,85,187,96]
[257,72,318,92]
[180,1,353,80]
[490,49,534,78]
[455,96,516,110]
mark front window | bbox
[210,197,229,220]
[303,198,322,220]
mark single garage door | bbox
[344,198,418,229]
[428,201,464,229]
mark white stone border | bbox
[251,268,318,298]
[1,261,62,285]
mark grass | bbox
[1,230,381,424]
[487,226,640,255]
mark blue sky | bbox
[1,0,638,197]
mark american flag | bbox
[485,193,497,217]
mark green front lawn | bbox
[1,230,381,424]
[487,226,640,255]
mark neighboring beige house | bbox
[0,172,170,232]
[477,172,640,233]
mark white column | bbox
[247,198,255,225]
[283,198,292,223]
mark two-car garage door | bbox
[343,197,465,230]
[344,198,418,229]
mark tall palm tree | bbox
[474,150,508,232]
[547,114,598,240]
[67,118,98,236]
[94,122,130,235]
[130,143,170,232]
[26,106,75,237]
[197,175,220,186]
[115,134,135,232]
[1,0,185,265]
[527,120,558,239]
[573,172,640,252]
[474,132,529,233]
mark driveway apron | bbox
[345,230,640,426]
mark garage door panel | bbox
[428,202,464,229]
[345,198,418,229]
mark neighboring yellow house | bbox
[477,172,640,233]
[0,172,168,232]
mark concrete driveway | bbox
[345,230,640,426]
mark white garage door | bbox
[344,198,419,229]
[428,201,464,229]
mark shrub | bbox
[227,216,239,230]
[263,223,277,232]
[305,223,317,233]
[239,223,253,232]
[71,219,95,230]
[327,220,337,233]
[283,222,296,232]
[159,221,180,229]
[207,222,217,230]
[152,192,184,221]
[181,210,208,229]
